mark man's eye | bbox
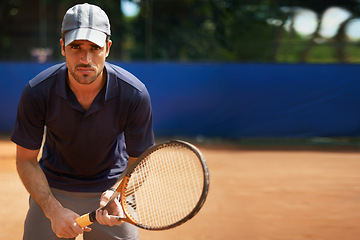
[70,45,80,49]
[92,46,101,50]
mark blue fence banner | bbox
[1,62,360,138]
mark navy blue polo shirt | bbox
[11,62,155,192]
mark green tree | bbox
[2,0,360,62]
[128,0,284,62]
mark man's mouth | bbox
[76,67,95,74]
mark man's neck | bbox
[67,70,106,111]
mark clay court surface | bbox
[1,139,360,240]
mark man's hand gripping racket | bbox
[75,140,210,230]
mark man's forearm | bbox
[16,158,62,219]
[16,154,85,238]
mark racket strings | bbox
[124,144,204,228]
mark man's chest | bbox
[44,97,128,142]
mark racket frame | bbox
[75,140,210,230]
[119,140,210,230]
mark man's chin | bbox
[73,74,97,84]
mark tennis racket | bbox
[75,140,210,230]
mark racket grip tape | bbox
[75,211,97,228]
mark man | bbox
[11,3,154,239]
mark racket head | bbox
[119,140,210,230]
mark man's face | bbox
[60,39,112,85]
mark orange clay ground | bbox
[1,139,360,240]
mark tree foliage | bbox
[1,0,360,63]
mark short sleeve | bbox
[124,86,155,157]
[11,84,45,150]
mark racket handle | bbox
[75,211,96,228]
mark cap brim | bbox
[64,28,107,47]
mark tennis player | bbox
[11,3,154,239]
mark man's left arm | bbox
[96,156,137,226]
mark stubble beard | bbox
[69,64,101,85]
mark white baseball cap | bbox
[61,3,111,47]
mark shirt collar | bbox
[104,62,118,101]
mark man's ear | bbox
[105,40,112,58]
[60,38,65,56]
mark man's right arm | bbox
[15,144,88,238]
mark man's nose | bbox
[80,50,91,64]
